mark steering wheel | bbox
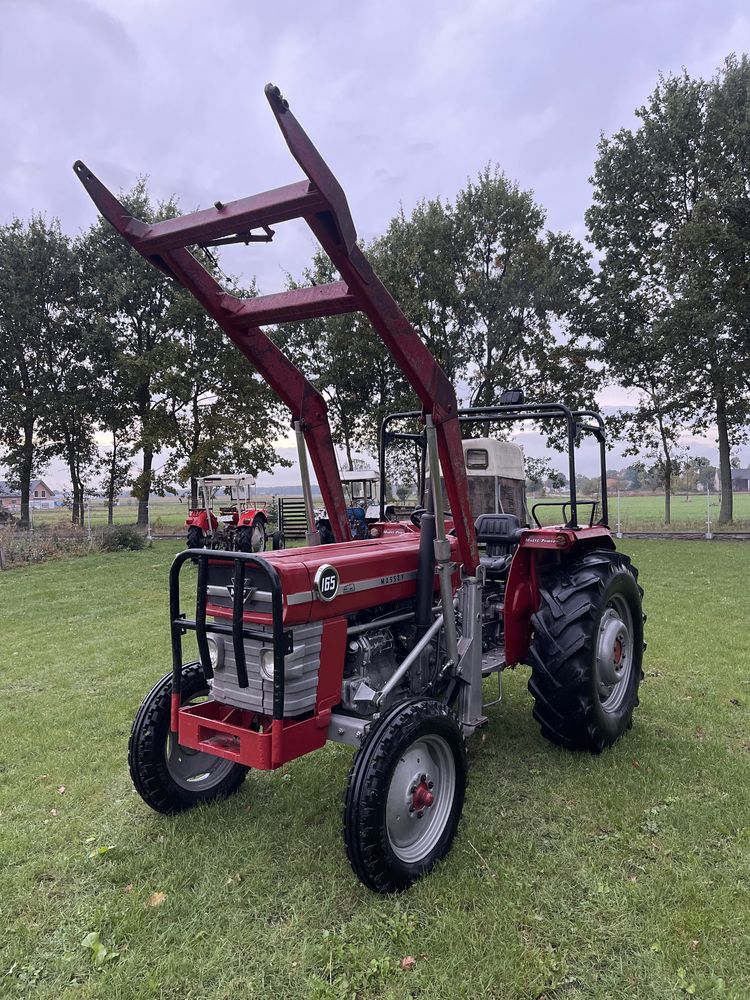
[410,507,452,527]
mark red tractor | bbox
[185,473,268,552]
[75,85,645,893]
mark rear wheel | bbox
[272,530,285,550]
[527,549,645,753]
[343,698,467,892]
[236,518,266,553]
[186,525,203,549]
[128,664,247,814]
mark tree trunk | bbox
[19,423,34,528]
[106,437,117,526]
[137,448,153,526]
[656,413,672,526]
[716,391,733,525]
[64,434,83,526]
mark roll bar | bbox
[380,404,609,530]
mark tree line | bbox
[1,56,749,527]
[0,183,286,528]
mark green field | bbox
[529,492,750,531]
[25,491,750,534]
[1,541,748,998]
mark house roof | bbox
[730,468,750,481]
[0,481,20,498]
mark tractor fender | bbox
[237,508,268,528]
[185,509,216,532]
[504,526,616,665]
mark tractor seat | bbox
[475,513,523,576]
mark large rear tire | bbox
[527,549,645,753]
[186,525,203,549]
[236,518,266,553]
[128,664,248,814]
[343,699,467,893]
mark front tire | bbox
[343,699,467,893]
[527,549,645,753]
[128,664,248,814]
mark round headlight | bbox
[207,635,223,671]
[260,648,275,681]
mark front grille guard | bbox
[169,549,294,730]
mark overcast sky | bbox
[2,0,748,487]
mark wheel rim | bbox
[251,523,265,552]
[385,734,456,864]
[595,593,634,713]
[165,692,239,791]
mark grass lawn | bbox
[1,540,748,999]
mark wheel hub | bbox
[385,736,456,863]
[595,600,634,712]
[411,778,434,815]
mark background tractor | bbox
[316,468,396,543]
[77,84,645,894]
[185,473,268,552]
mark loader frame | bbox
[74,83,478,571]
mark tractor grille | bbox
[210,620,323,717]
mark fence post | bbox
[705,486,713,540]
[86,501,92,542]
[615,488,622,539]
[146,504,153,543]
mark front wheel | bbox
[527,549,645,753]
[128,664,248,814]
[343,699,467,893]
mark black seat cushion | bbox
[475,513,522,576]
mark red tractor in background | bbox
[185,473,268,552]
[75,84,645,893]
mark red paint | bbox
[412,782,434,811]
[170,691,180,733]
[74,83,480,569]
[177,700,329,770]
[504,525,616,664]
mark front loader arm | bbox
[74,82,479,570]
[264,85,479,572]
[73,161,351,543]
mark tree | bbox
[98,435,134,525]
[0,217,77,526]
[278,250,415,470]
[79,180,180,526]
[587,57,750,524]
[396,482,413,503]
[372,198,472,384]
[453,167,597,410]
[158,282,288,504]
[606,374,689,525]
